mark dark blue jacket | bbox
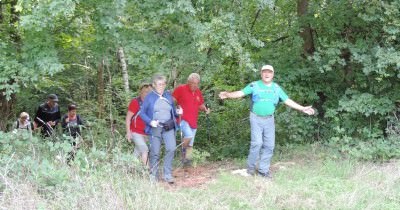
[139,90,178,135]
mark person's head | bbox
[67,104,77,116]
[47,94,59,108]
[139,83,152,99]
[19,112,29,122]
[187,73,201,92]
[260,65,274,84]
[152,74,167,94]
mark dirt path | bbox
[161,161,297,189]
[160,161,238,189]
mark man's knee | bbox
[250,142,263,149]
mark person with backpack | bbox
[33,94,61,138]
[139,74,183,184]
[61,104,84,139]
[12,112,33,138]
[125,83,152,166]
[61,104,84,163]
[219,64,315,178]
[172,73,210,167]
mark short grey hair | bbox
[187,73,200,81]
[152,74,167,85]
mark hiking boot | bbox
[258,172,272,179]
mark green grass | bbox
[1,137,399,210]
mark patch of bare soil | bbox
[161,161,238,189]
[161,161,297,189]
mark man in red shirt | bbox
[126,83,152,166]
[173,73,210,166]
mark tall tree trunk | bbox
[97,59,105,119]
[10,0,21,45]
[0,2,3,24]
[0,95,16,131]
[0,0,20,130]
[297,0,315,56]
[341,48,353,87]
[105,61,115,152]
[117,47,129,95]
[297,0,324,120]
[169,57,179,88]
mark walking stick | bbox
[179,113,185,164]
[205,103,211,142]
[36,117,57,141]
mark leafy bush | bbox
[327,113,400,161]
[191,148,210,167]
[195,99,251,160]
[276,109,320,144]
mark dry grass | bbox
[1,147,399,210]
[0,178,45,210]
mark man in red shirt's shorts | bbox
[173,73,210,166]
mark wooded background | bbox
[1,0,399,160]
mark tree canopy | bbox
[1,0,399,159]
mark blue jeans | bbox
[247,112,275,174]
[180,120,197,146]
[149,127,176,180]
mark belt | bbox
[250,112,274,118]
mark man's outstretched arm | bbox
[219,91,245,99]
[284,99,315,115]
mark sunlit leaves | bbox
[338,90,394,117]
[20,0,76,31]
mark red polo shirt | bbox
[127,98,146,135]
[173,84,204,128]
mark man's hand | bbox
[205,107,211,115]
[302,106,315,115]
[47,121,56,126]
[126,133,131,142]
[150,120,159,128]
[176,107,183,115]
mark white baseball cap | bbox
[260,65,274,72]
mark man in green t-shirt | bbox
[219,64,315,178]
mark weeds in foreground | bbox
[1,132,399,210]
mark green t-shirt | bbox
[241,81,289,116]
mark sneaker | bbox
[164,176,175,184]
[258,172,272,179]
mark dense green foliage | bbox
[0,0,399,160]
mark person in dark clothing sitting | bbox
[34,94,61,138]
